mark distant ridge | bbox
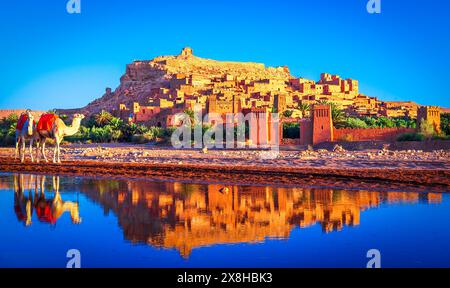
[0,109,46,119]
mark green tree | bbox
[283,122,300,139]
[110,117,124,130]
[122,123,139,141]
[95,110,113,127]
[419,118,436,138]
[184,109,196,126]
[362,116,377,128]
[344,117,368,128]
[298,103,310,118]
[90,126,113,143]
[441,113,450,136]
[376,116,395,128]
[6,113,18,125]
[282,110,293,118]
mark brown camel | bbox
[36,113,85,163]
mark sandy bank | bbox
[0,144,449,192]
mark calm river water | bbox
[0,172,449,268]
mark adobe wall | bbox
[333,127,416,142]
[299,120,312,145]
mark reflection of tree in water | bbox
[75,178,443,258]
[13,174,81,226]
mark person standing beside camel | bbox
[35,113,85,163]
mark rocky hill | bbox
[59,47,292,116]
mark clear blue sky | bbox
[0,0,449,110]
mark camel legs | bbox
[57,140,62,163]
[37,139,49,163]
[38,140,49,163]
[53,139,58,163]
[15,136,19,160]
[43,141,49,163]
[20,137,26,163]
[35,136,63,164]
[29,138,34,163]
[52,176,61,205]
[40,175,46,195]
[36,139,40,163]
[36,138,46,163]
[58,142,62,163]
[53,138,62,163]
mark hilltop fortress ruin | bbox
[60,47,428,125]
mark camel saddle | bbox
[37,113,59,132]
[16,114,36,131]
[16,114,29,131]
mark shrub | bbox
[418,118,436,138]
[90,126,113,143]
[440,113,450,136]
[131,134,151,144]
[361,116,377,127]
[0,114,18,146]
[283,110,293,118]
[0,134,16,146]
[432,134,450,140]
[397,133,425,142]
[283,123,300,139]
[111,130,123,142]
[343,117,368,129]
[376,116,395,128]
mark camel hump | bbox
[16,114,29,131]
[37,113,59,132]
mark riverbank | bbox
[0,144,449,192]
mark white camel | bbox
[36,113,85,163]
[15,110,37,163]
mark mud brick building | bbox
[299,105,439,145]
[417,106,441,134]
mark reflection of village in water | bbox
[4,174,443,258]
[77,178,442,258]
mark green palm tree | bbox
[282,110,293,118]
[95,110,113,126]
[298,103,310,118]
[184,109,196,126]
